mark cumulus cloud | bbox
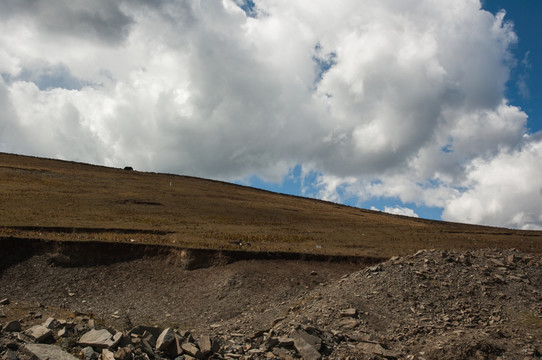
[0,0,539,229]
[371,206,419,218]
[442,135,542,230]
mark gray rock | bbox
[114,347,132,360]
[293,336,321,360]
[57,327,68,337]
[25,325,54,343]
[181,342,204,359]
[2,349,18,360]
[4,320,21,332]
[198,335,212,355]
[74,323,88,334]
[140,339,155,357]
[42,317,60,329]
[112,331,123,348]
[80,346,99,360]
[79,329,115,349]
[488,258,505,267]
[291,329,321,351]
[23,344,80,360]
[6,342,18,350]
[340,308,357,317]
[278,337,295,348]
[141,330,156,348]
[198,335,219,355]
[101,348,116,360]
[156,327,175,351]
[170,333,184,357]
[264,336,279,350]
[88,319,98,330]
[339,318,359,329]
[356,342,399,359]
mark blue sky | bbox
[237,0,542,224]
[1,0,541,229]
[482,0,542,133]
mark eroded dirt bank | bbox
[1,239,541,359]
[0,238,367,333]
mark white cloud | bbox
[371,206,419,218]
[442,135,542,230]
[0,0,539,229]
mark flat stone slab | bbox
[23,343,79,360]
[79,329,115,348]
[25,325,54,343]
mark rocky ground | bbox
[1,247,541,359]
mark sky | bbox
[0,0,541,229]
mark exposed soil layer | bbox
[1,240,542,359]
[0,239,364,335]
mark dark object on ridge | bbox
[124,166,133,171]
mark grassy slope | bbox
[1,152,541,257]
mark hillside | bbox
[1,152,541,258]
[1,152,542,359]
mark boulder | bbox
[141,330,156,348]
[264,336,279,350]
[140,339,155,357]
[292,330,322,360]
[25,325,54,343]
[88,319,98,330]
[170,333,184,357]
[291,329,321,351]
[112,331,123,348]
[293,337,321,360]
[156,327,175,351]
[278,337,295,348]
[80,346,99,360]
[198,335,219,355]
[23,344,79,360]
[4,320,21,332]
[3,349,18,360]
[181,342,204,359]
[79,329,116,349]
[43,317,61,329]
[57,327,68,337]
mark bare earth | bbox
[0,253,360,334]
[1,245,541,359]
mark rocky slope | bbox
[1,248,541,359]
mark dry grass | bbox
[1,152,541,257]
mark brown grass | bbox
[1,152,541,257]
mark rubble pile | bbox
[1,248,541,359]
